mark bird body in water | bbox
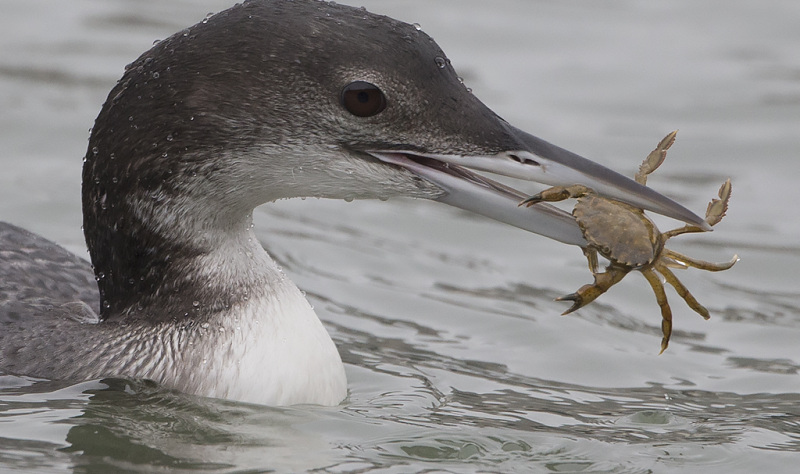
[0,0,707,406]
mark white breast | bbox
[104,259,349,406]
[172,278,347,406]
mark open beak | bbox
[369,126,709,248]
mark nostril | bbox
[508,153,539,166]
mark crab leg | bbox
[583,247,600,273]
[640,267,673,354]
[635,131,678,186]
[706,179,732,226]
[655,263,711,321]
[663,179,732,240]
[662,248,739,272]
[661,224,708,240]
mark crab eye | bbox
[341,81,386,117]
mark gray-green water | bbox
[1,0,799,472]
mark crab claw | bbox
[556,283,608,315]
[556,267,628,315]
[556,291,589,315]
[519,194,545,207]
[519,185,594,207]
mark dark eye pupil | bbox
[341,81,386,117]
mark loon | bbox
[0,0,707,406]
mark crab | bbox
[521,131,738,353]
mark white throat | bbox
[178,228,347,406]
[102,223,349,406]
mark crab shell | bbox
[573,194,664,269]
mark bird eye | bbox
[341,81,386,117]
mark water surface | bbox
[1,0,799,472]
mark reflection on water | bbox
[3,354,800,472]
[1,0,800,472]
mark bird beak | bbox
[370,126,709,248]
